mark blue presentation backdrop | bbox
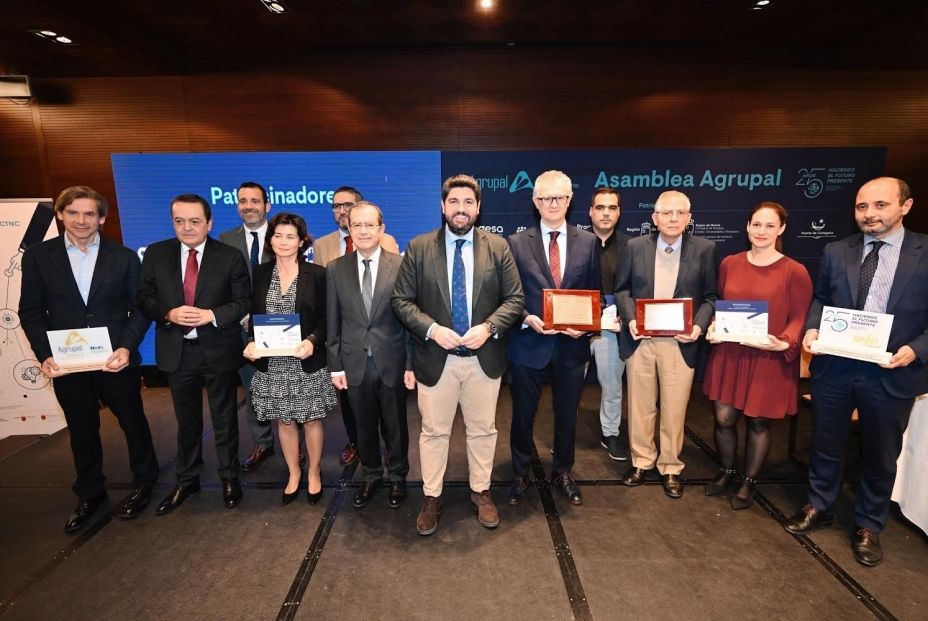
[113,147,884,364]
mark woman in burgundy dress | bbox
[703,202,813,509]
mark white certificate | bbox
[715,300,769,344]
[47,327,113,372]
[644,302,685,332]
[253,314,301,357]
[811,306,894,364]
[600,304,621,332]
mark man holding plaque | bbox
[615,190,717,499]
[506,170,601,506]
[20,186,159,532]
[393,174,524,535]
[786,177,928,567]
[138,194,251,514]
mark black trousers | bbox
[509,351,586,478]
[52,367,159,501]
[166,341,240,485]
[808,356,914,531]
[346,356,409,482]
[339,390,358,446]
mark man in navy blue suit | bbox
[786,177,928,567]
[506,170,601,506]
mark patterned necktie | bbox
[664,246,674,254]
[345,235,353,255]
[549,231,562,288]
[451,239,469,335]
[249,231,259,268]
[182,248,198,334]
[857,240,885,310]
[361,258,373,317]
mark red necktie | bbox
[345,236,353,255]
[183,248,198,334]
[549,231,562,288]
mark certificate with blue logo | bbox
[47,327,113,372]
[253,314,301,357]
[715,301,769,344]
[811,306,893,364]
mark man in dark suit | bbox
[218,181,276,473]
[786,177,928,567]
[138,193,251,514]
[588,188,630,462]
[20,186,159,532]
[615,190,717,499]
[327,201,415,510]
[393,174,524,535]
[506,170,601,507]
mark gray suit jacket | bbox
[392,227,525,387]
[218,225,274,277]
[327,250,410,388]
[313,229,399,267]
[615,234,718,367]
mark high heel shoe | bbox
[705,468,736,496]
[306,488,324,505]
[730,477,757,510]
[282,489,299,505]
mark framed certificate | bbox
[635,298,693,336]
[253,314,302,357]
[47,327,113,372]
[543,289,601,331]
[810,306,893,364]
[715,300,769,344]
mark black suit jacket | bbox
[615,233,718,368]
[218,224,274,278]
[392,227,524,387]
[137,236,251,373]
[249,260,328,374]
[507,225,601,369]
[806,230,928,398]
[327,250,410,388]
[20,235,151,366]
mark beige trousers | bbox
[417,355,501,496]
[625,337,694,475]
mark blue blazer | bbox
[507,225,601,369]
[806,230,928,398]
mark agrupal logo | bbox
[474,171,534,193]
[594,169,782,192]
[57,331,106,355]
[210,186,335,206]
[64,331,88,346]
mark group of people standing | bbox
[19,172,926,569]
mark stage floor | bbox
[1,382,925,620]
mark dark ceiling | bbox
[1,0,927,78]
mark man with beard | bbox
[787,177,928,567]
[393,174,524,535]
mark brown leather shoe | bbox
[416,495,443,536]
[241,445,274,472]
[470,490,500,528]
[339,443,359,466]
[851,527,883,566]
[784,504,834,535]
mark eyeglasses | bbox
[534,195,570,206]
[332,202,355,212]
[655,209,690,218]
[349,222,381,232]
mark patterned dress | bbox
[251,266,337,424]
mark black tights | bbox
[713,403,772,497]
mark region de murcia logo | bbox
[796,168,826,198]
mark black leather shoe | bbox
[387,481,407,509]
[552,472,582,505]
[353,480,382,509]
[282,489,299,505]
[307,488,324,505]
[506,476,530,506]
[662,474,684,499]
[730,477,756,511]
[155,482,201,516]
[64,494,108,533]
[120,485,153,520]
[622,467,647,487]
[705,468,736,497]
[222,478,243,508]
[241,445,274,472]
[600,435,628,461]
[852,527,883,567]
[784,504,834,534]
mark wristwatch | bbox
[483,320,497,337]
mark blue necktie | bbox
[452,239,469,336]
[249,231,259,268]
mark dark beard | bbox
[445,214,474,236]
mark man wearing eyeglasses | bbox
[506,170,601,507]
[615,190,717,499]
[314,186,398,466]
